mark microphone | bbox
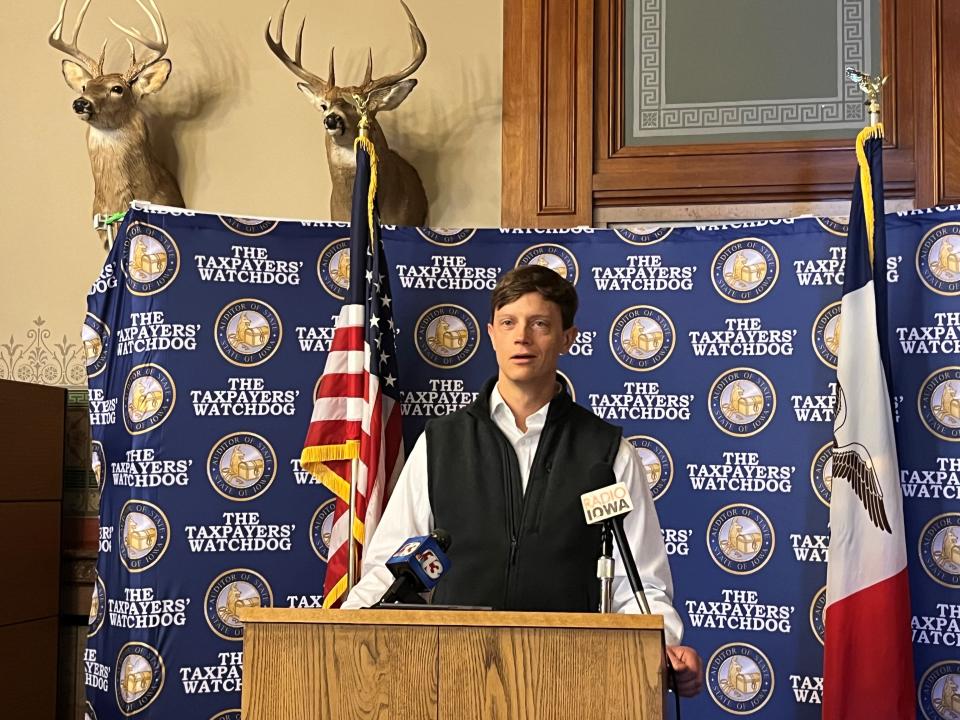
[376,529,452,605]
[582,463,651,614]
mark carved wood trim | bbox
[502,0,593,226]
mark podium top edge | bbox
[237,608,665,631]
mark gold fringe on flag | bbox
[322,575,349,609]
[855,123,885,264]
[300,439,359,501]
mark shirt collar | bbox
[490,383,552,431]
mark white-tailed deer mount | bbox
[50,0,184,246]
[266,0,428,227]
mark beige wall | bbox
[0,0,502,386]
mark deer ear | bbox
[366,79,417,113]
[62,60,93,93]
[297,82,317,102]
[132,59,172,98]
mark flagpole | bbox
[346,95,375,596]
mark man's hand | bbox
[666,645,704,697]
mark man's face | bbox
[487,291,577,387]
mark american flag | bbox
[301,139,404,608]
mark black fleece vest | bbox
[426,377,621,611]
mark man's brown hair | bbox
[490,265,578,329]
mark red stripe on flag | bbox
[315,372,365,401]
[330,324,365,353]
[822,567,915,720]
[382,402,403,496]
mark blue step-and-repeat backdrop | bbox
[82,203,960,719]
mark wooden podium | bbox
[239,607,665,720]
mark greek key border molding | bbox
[631,0,871,137]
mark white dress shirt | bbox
[342,384,684,646]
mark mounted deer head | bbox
[266,0,428,226]
[50,0,184,246]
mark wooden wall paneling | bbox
[0,501,61,626]
[0,380,64,502]
[502,0,594,227]
[0,618,59,719]
[938,0,960,202]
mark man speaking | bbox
[343,265,703,697]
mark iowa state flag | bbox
[822,126,915,719]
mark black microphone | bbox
[585,462,651,614]
[376,529,453,605]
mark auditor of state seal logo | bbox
[707,504,775,575]
[919,661,960,720]
[613,225,673,246]
[415,304,480,369]
[207,432,277,501]
[708,368,776,437]
[919,367,960,441]
[310,498,337,562]
[815,217,848,236]
[205,568,273,640]
[218,215,279,236]
[626,435,672,501]
[317,238,351,299]
[209,712,242,720]
[91,440,106,492]
[88,572,106,637]
[115,642,165,716]
[214,299,283,367]
[609,305,676,372]
[122,364,175,435]
[118,500,170,573]
[918,513,960,588]
[711,238,779,304]
[809,585,826,645]
[707,642,774,714]
[810,441,833,507]
[83,313,111,378]
[917,223,960,296]
[556,370,576,402]
[515,243,579,285]
[416,227,476,246]
[812,302,842,369]
[121,221,180,296]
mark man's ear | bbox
[62,60,93,93]
[133,59,172,98]
[561,325,578,354]
[366,79,417,114]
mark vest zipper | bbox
[494,425,521,607]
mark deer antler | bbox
[110,0,169,81]
[360,0,426,95]
[265,0,335,91]
[49,0,106,77]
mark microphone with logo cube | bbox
[376,529,453,606]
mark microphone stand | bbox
[608,516,682,718]
[607,516,651,614]
[597,522,614,613]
